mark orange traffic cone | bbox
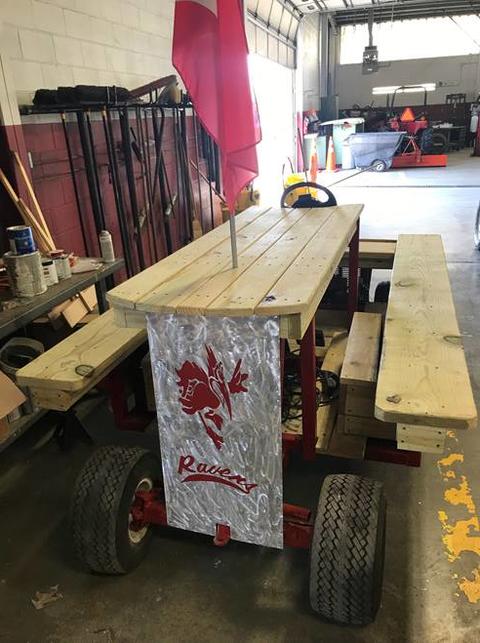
[309,151,318,182]
[325,136,338,172]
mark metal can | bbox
[53,254,72,280]
[7,225,36,255]
[41,259,59,286]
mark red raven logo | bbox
[176,346,248,450]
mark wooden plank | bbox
[257,205,361,319]
[16,310,146,392]
[342,414,396,440]
[319,416,366,458]
[396,423,447,454]
[344,384,375,418]
[79,286,97,312]
[113,306,147,329]
[316,331,348,449]
[107,205,271,309]
[341,239,396,269]
[62,297,88,328]
[173,208,310,315]
[375,235,477,430]
[341,312,382,386]
[30,386,91,412]
[137,207,309,313]
[204,207,337,316]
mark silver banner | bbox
[147,314,283,549]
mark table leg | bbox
[95,280,108,313]
[348,221,360,327]
[300,319,317,461]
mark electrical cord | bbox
[281,365,340,423]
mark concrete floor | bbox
[1,150,480,642]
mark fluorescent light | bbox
[372,83,436,95]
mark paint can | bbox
[7,225,36,255]
[53,254,72,280]
[3,251,47,298]
[41,259,59,286]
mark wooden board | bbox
[316,331,348,450]
[341,239,396,269]
[343,384,375,418]
[342,414,396,441]
[107,205,271,310]
[16,310,146,392]
[320,417,367,459]
[340,312,382,386]
[108,204,363,339]
[396,423,447,454]
[375,235,477,430]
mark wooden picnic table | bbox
[108,205,362,339]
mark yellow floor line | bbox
[437,446,480,603]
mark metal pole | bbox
[192,111,204,231]
[76,110,105,252]
[229,212,238,268]
[119,106,146,270]
[102,108,135,277]
[61,112,91,256]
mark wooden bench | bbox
[335,312,396,450]
[341,239,396,270]
[16,310,146,411]
[375,234,477,451]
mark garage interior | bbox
[1,0,480,641]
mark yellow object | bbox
[221,187,260,222]
[283,173,316,207]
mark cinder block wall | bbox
[1,0,176,104]
[0,1,224,264]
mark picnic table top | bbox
[107,204,362,339]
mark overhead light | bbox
[372,83,437,95]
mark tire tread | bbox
[70,446,150,574]
[310,473,385,626]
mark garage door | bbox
[246,0,301,68]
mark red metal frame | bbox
[300,319,317,461]
[131,489,314,550]
[391,136,447,168]
[97,366,153,432]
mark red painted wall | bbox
[2,114,222,280]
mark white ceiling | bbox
[290,1,396,15]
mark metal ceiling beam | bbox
[294,0,480,23]
[331,1,480,25]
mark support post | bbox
[300,319,317,461]
[348,221,360,326]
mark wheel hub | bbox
[128,477,153,544]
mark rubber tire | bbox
[374,281,390,303]
[474,201,480,250]
[70,446,161,574]
[309,474,386,626]
[371,159,387,172]
[420,128,447,155]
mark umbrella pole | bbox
[229,210,238,268]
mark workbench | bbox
[0,258,123,340]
